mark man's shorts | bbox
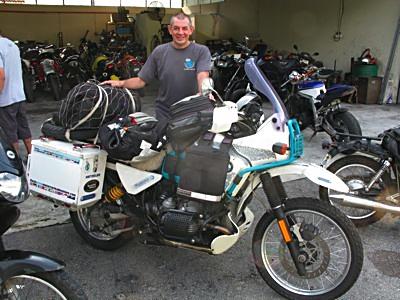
[0,101,31,144]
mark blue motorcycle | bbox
[281,68,361,141]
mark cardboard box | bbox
[355,76,382,104]
[27,139,107,208]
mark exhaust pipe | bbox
[330,194,400,214]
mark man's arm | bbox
[0,68,4,92]
[102,77,146,89]
[197,71,209,94]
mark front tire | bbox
[23,73,35,103]
[252,198,363,300]
[320,155,389,226]
[48,74,61,101]
[1,270,87,300]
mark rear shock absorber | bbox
[105,185,125,202]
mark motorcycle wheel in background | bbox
[252,198,363,300]
[48,74,62,101]
[22,72,35,103]
[1,270,87,300]
[327,111,362,141]
[319,155,390,226]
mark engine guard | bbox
[0,250,64,284]
[210,207,254,254]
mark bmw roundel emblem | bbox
[6,150,15,160]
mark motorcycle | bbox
[21,44,63,101]
[0,127,87,300]
[27,58,364,299]
[58,44,90,90]
[281,68,361,141]
[320,126,400,227]
[211,38,265,102]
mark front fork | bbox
[260,173,306,276]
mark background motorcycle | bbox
[21,44,62,101]
[320,126,400,226]
[58,44,90,90]
[282,68,361,141]
[28,58,363,300]
[0,127,87,300]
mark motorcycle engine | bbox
[154,192,228,245]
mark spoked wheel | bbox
[320,155,390,226]
[252,198,363,300]
[0,271,87,300]
[70,201,133,251]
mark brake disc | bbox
[279,236,331,279]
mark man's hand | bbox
[101,80,125,88]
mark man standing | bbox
[0,34,32,155]
[103,12,211,131]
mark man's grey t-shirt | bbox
[138,42,211,120]
[0,37,25,107]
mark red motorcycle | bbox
[22,45,63,101]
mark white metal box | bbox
[27,139,107,208]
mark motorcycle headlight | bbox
[0,172,29,204]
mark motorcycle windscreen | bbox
[244,58,288,131]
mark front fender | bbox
[268,162,350,193]
[0,250,64,284]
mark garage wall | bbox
[257,0,400,102]
[190,0,259,43]
[190,0,399,102]
[0,4,179,49]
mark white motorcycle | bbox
[27,58,363,300]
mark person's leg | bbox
[15,101,32,154]
[23,138,32,154]
[0,104,19,153]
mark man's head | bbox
[168,13,193,49]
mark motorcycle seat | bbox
[316,84,356,104]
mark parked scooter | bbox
[0,127,87,299]
[320,126,400,226]
[27,58,363,300]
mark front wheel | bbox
[48,74,61,101]
[252,198,363,300]
[1,270,87,300]
[23,73,35,103]
[327,111,362,141]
